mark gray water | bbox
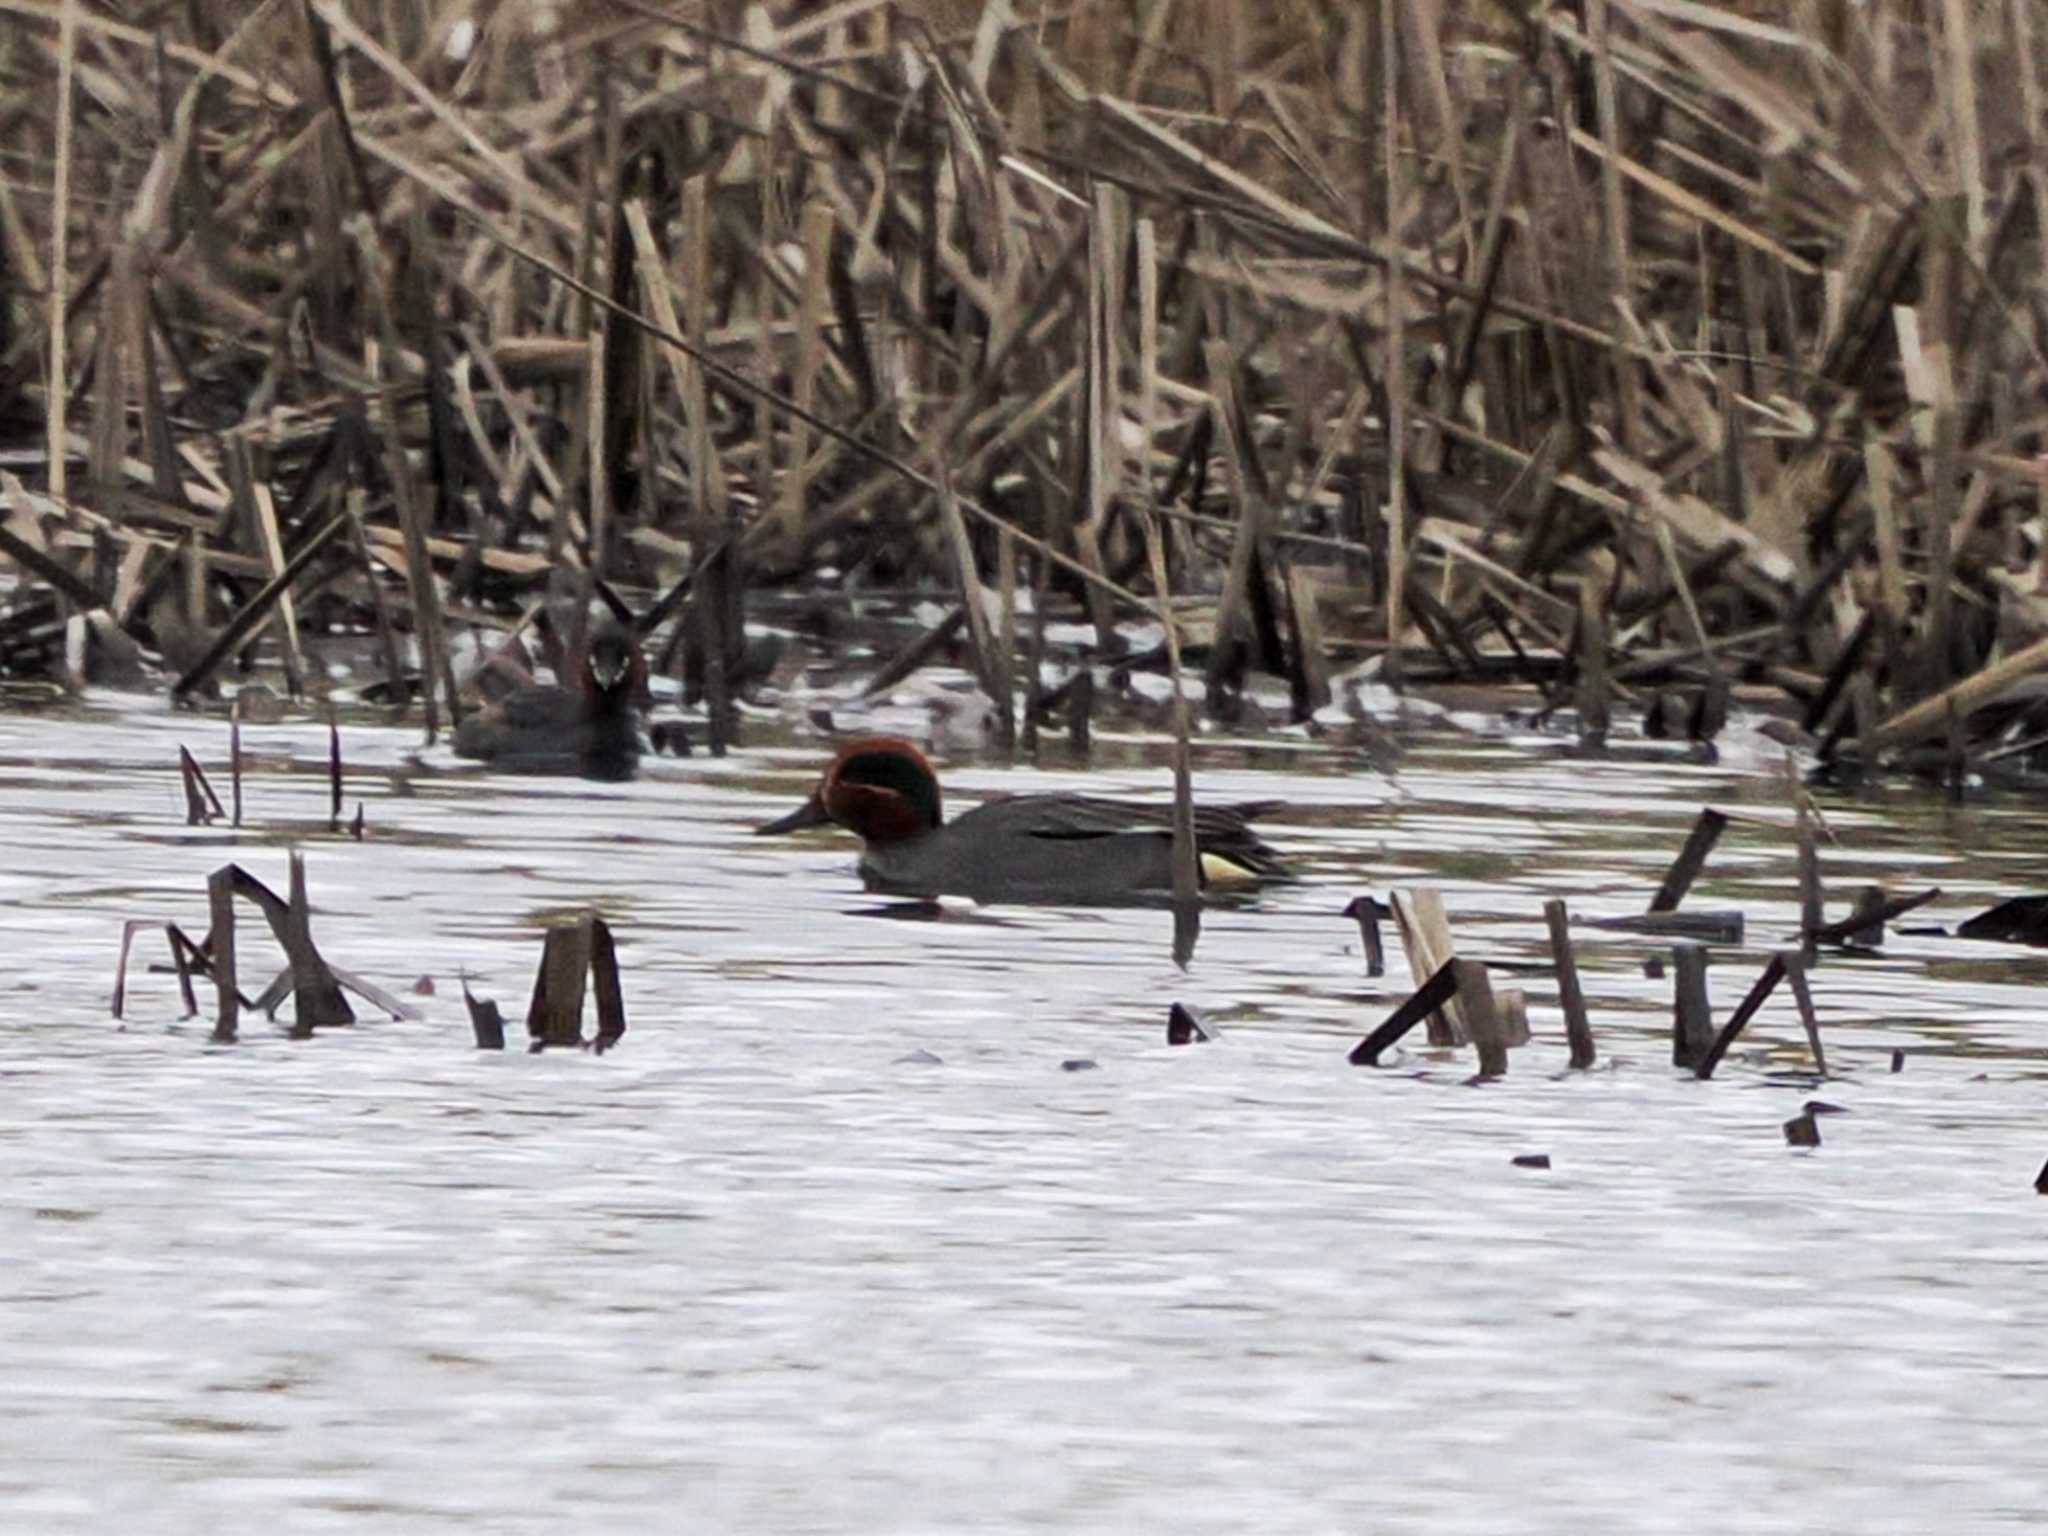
[3,697,2046,1533]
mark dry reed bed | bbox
[0,0,2045,780]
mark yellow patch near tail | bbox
[1200,851,1261,885]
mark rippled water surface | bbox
[4,697,2047,1533]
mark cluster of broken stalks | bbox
[4,0,2048,776]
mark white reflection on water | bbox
[3,700,2047,1533]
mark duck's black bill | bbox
[755,794,833,835]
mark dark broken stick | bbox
[327,711,343,833]
[1167,1002,1217,1044]
[1348,959,1460,1066]
[1694,952,1788,1080]
[462,975,506,1050]
[1578,909,1745,943]
[220,854,356,1036]
[177,746,225,826]
[230,703,243,828]
[1344,894,1388,977]
[589,915,627,1055]
[164,923,203,1017]
[1542,899,1596,1069]
[1650,809,1729,912]
[1643,807,1729,981]
[207,866,237,1044]
[1807,887,1941,946]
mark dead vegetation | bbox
[0,0,2045,783]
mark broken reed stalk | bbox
[1796,798,1823,965]
[164,924,203,1017]
[1859,637,2048,757]
[206,866,236,1043]
[1345,894,1388,978]
[1542,898,1597,1069]
[327,711,342,832]
[1378,0,1408,691]
[1450,958,1508,1078]
[1388,888,1462,1044]
[177,746,223,826]
[1067,666,1094,754]
[229,703,243,828]
[1349,957,1459,1066]
[935,462,1008,727]
[1782,950,1828,1075]
[1670,943,1714,1070]
[1581,909,1745,943]
[110,918,147,1018]
[462,975,507,1050]
[1694,952,1787,1080]
[43,0,76,505]
[1575,581,1610,747]
[1651,809,1728,912]
[233,852,354,1036]
[1134,218,1200,946]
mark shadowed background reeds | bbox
[1,0,2045,778]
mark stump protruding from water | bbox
[1670,943,1714,1070]
[524,912,628,1054]
[1784,1110,1822,1148]
[1166,1002,1216,1045]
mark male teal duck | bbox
[756,736,1291,904]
